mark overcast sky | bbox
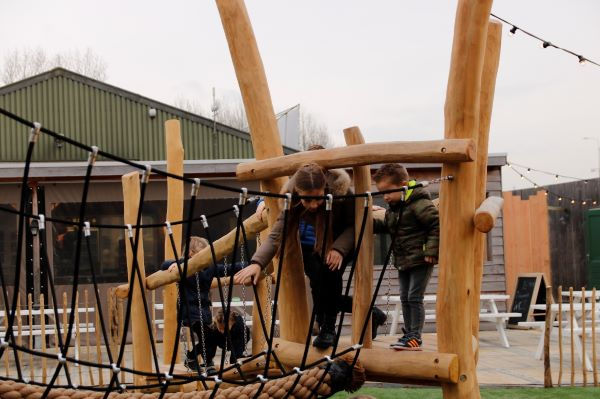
[1,0,599,191]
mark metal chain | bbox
[221,255,229,365]
[384,253,394,335]
[194,272,208,373]
[239,243,248,356]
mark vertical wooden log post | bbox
[569,287,574,386]
[163,119,184,365]
[557,285,563,386]
[28,293,33,382]
[122,171,152,386]
[543,286,553,388]
[216,0,309,345]
[471,21,502,359]
[40,294,47,384]
[344,127,374,348]
[437,0,493,398]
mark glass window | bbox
[0,204,18,284]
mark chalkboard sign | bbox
[508,273,547,326]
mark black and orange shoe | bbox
[391,334,423,351]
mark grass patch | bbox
[330,387,600,399]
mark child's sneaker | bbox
[391,333,423,351]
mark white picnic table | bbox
[522,302,599,371]
[383,294,520,348]
[154,300,278,328]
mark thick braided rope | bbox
[0,359,363,399]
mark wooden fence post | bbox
[543,286,552,388]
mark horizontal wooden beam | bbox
[236,139,475,181]
[474,196,503,233]
[145,209,268,290]
[272,338,459,384]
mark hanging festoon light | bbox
[491,13,600,69]
[505,161,598,208]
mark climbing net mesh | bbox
[0,107,451,399]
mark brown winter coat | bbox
[251,169,355,269]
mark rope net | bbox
[0,107,450,398]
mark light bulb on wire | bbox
[579,55,587,66]
[509,26,517,36]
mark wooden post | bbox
[472,20,502,361]
[543,286,552,388]
[437,0,493,398]
[28,293,33,382]
[85,290,93,386]
[75,292,82,385]
[569,287,574,386]
[163,119,184,365]
[40,294,47,384]
[95,308,103,386]
[216,0,308,344]
[344,126,373,348]
[581,287,587,386]
[54,297,60,385]
[122,171,152,386]
[62,292,68,343]
[557,285,563,386]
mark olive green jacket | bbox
[374,183,439,270]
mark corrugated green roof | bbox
[0,68,294,162]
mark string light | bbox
[505,161,599,208]
[491,13,600,69]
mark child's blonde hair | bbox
[185,236,208,257]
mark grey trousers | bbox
[398,264,434,337]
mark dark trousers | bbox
[189,314,250,364]
[302,245,351,330]
[398,264,434,337]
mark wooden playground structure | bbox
[0,0,509,398]
[128,0,505,398]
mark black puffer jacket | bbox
[160,260,243,326]
[374,182,439,270]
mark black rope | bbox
[0,124,39,382]
[43,148,97,396]
[159,183,210,397]
[238,215,288,376]
[310,196,370,398]
[83,233,121,386]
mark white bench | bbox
[0,307,96,361]
[383,294,520,348]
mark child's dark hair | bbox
[373,163,409,185]
[293,163,326,192]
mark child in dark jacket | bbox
[373,164,439,350]
[235,163,355,349]
[160,236,247,373]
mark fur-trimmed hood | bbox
[281,168,353,199]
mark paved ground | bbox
[1,328,598,388]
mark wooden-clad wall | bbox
[502,190,551,298]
